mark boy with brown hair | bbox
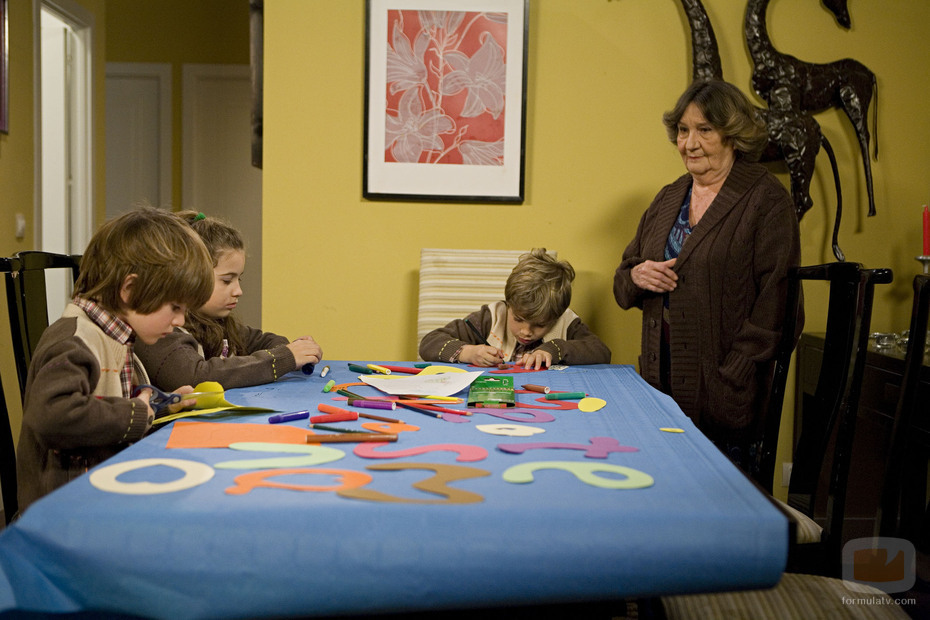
[16,207,215,514]
[418,248,611,368]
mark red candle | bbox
[924,205,930,256]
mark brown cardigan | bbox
[613,159,802,434]
[135,325,294,392]
[18,306,153,513]
[418,303,611,365]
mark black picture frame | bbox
[1,0,9,135]
[363,0,528,203]
[249,0,263,168]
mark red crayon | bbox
[317,403,355,417]
[310,411,358,424]
[379,365,422,375]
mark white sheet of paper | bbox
[360,370,484,397]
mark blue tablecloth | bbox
[0,363,786,619]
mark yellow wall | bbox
[0,0,38,455]
[0,1,37,255]
[104,0,249,210]
[262,1,930,493]
[263,1,930,355]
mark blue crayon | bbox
[268,411,310,424]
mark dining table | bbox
[0,362,787,619]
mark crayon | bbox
[367,364,391,374]
[309,424,367,433]
[323,379,336,392]
[393,400,442,419]
[464,317,490,346]
[522,384,550,394]
[357,412,403,424]
[399,394,458,402]
[379,365,422,374]
[309,411,358,424]
[320,365,330,378]
[267,411,310,424]
[348,363,374,374]
[348,399,397,411]
[317,403,355,416]
[544,391,587,400]
[305,433,397,444]
[415,403,470,416]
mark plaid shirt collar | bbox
[72,296,136,397]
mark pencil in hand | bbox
[463,317,491,346]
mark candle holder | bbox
[917,256,930,274]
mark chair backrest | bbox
[417,249,553,352]
[877,274,930,545]
[3,251,82,401]
[0,256,22,525]
[752,264,805,494]
[786,262,893,575]
[0,365,16,526]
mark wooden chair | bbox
[873,274,930,617]
[785,263,893,577]
[750,262,805,494]
[0,256,22,525]
[877,274,930,540]
[3,251,82,401]
[661,263,905,619]
[0,365,15,527]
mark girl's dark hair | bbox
[176,210,248,358]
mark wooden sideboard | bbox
[793,333,930,543]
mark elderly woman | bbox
[613,79,802,469]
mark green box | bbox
[468,375,515,408]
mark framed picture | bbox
[364,0,528,203]
[249,0,262,168]
[1,0,8,134]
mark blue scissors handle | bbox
[132,384,183,414]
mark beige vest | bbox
[63,303,150,396]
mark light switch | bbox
[15,213,26,240]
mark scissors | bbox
[131,384,222,415]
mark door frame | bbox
[34,0,94,251]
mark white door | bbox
[105,63,172,218]
[39,2,93,319]
[183,64,262,329]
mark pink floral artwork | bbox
[384,10,508,166]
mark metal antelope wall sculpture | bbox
[674,0,879,260]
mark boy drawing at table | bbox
[17,207,215,513]
[135,211,323,391]
[418,248,611,368]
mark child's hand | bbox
[459,344,505,367]
[516,350,552,370]
[167,385,198,413]
[134,387,156,419]
[287,336,323,367]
